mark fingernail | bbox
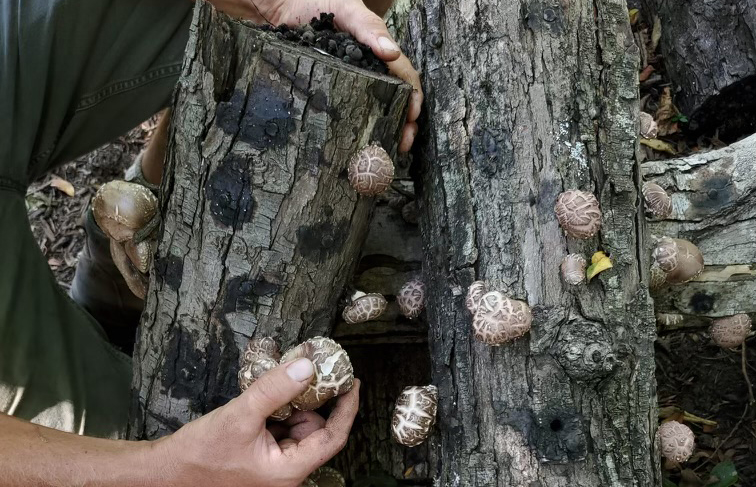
[286,358,314,382]
[378,36,401,54]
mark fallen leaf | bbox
[641,138,677,155]
[587,251,613,281]
[656,87,680,136]
[629,9,640,25]
[639,65,655,82]
[706,460,738,487]
[651,16,662,52]
[50,176,75,197]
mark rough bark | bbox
[642,135,756,326]
[129,2,411,439]
[641,0,756,141]
[404,0,659,485]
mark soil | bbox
[257,13,389,74]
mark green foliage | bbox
[671,114,689,123]
[707,461,738,487]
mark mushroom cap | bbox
[657,420,695,463]
[238,338,291,421]
[653,238,704,284]
[710,314,752,349]
[639,112,659,139]
[281,337,354,411]
[397,279,426,319]
[642,182,672,219]
[555,190,602,239]
[465,281,488,315]
[347,144,395,196]
[342,293,387,324]
[649,263,667,290]
[109,240,148,299]
[301,479,318,487]
[242,337,282,364]
[391,385,438,447]
[307,467,346,487]
[472,291,532,345]
[93,180,158,242]
[561,254,587,285]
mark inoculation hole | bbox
[550,419,563,432]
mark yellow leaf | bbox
[629,9,640,25]
[651,16,662,52]
[50,176,75,197]
[640,138,677,155]
[587,252,613,281]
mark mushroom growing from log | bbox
[554,190,602,239]
[642,182,672,219]
[561,254,587,285]
[306,467,345,487]
[93,180,159,299]
[652,237,704,284]
[709,314,752,349]
[397,279,426,319]
[391,385,438,447]
[639,112,658,139]
[347,144,395,196]
[342,291,387,324]
[465,280,487,314]
[238,337,292,421]
[471,291,532,345]
[657,420,695,463]
[280,337,353,411]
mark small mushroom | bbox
[342,291,387,324]
[639,112,658,139]
[391,385,438,447]
[561,254,587,285]
[465,281,487,315]
[642,182,672,219]
[649,263,667,290]
[280,337,354,411]
[93,181,158,242]
[710,314,752,349]
[306,467,346,487]
[397,279,426,319]
[239,337,292,421]
[657,420,695,463]
[347,144,395,196]
[652,238,704,284]
[472,291,532,345]
[555,190,602,239]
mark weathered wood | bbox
[641,0,756,140]
[403,0,659,484]
[642,135,756,321]
[129,2,411,439]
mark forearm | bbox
[0,414,169,486]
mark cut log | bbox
[642,134,756,325]
[642,0,756,141]
[128,2,411,439]
[403,0,658,484]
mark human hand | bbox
[155,358,360,486]
[208,0,423,152]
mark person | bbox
[0,0,422,484]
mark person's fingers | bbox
[286,380,361,474]
[332,2,402,62]
[267,423,289,442]
[237,358,314,422]
[387,55,423,122]
[285,411,327,441]
[399,122,418,153]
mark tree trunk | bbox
[404,0,659,484]
[643,134,756,329]
[641,0,756,141]
[129,2,411,439]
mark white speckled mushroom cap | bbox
[642,182,672,219]
[397,279,426,319]
[347,144,395,196]
[281,337,354,411]
[639,112,659,139]
[653,238,704,284]
[238,337,291,421]
[342,293,387,324]
[657,420,695,463]
[555,190,602,239]
[391,385,438,447]
[465,281,488,315]
[710,314,752,349]
[471,291,532,345]
[560,254,587,285]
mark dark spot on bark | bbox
[160,326,206,412]
[222,275,280,316]
[215,89,246,133]
[202,321,241,413]
[471,127,512,177]
[153,254,184,290]
[689,291,715,313]
[297,217,350,262]
[532,407,586,462]
[525,1,565,34]
[691,174,735,213]
[430,33,443,48]
[549,418,563,431]
[310,90,328,112]
[206,154,255,228]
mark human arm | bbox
[0,358,360,486]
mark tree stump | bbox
[643,135,756,328]
[128,2,411,439]
[642,0,756,141]
[402,0,659,484]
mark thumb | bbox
[241,358,314,420]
